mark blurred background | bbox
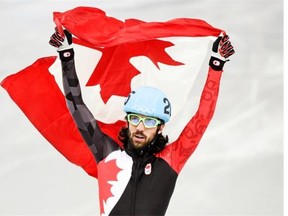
[0,0,284,215]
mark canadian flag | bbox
[1,7,223,178]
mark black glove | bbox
[209,35,235,71]
[49,28,74,61]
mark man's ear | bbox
[124,115,129,127]
[158,124,165,134]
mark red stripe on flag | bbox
[1,57,98,178]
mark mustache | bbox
[133,130,146,137]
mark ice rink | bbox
[0,0,283,215]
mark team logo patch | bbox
[144,163,152,175]
[213,59,220,66]
[64,51,71,57]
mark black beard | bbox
[129,131,149,148]
[118,126,169,154]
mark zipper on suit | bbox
[131,157,142,215]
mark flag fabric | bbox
[1,6,224,178]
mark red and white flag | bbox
[1,7,223,178]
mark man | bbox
[49,28,234,216]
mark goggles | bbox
[127,113,162,128]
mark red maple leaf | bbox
[97,158,123,214]
[85,39,184,103]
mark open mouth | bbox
[134,133,146,141]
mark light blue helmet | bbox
[123,86,172,123]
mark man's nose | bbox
[136,120,145,131]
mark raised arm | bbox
[49,28,119,163]
[159,35,235,174]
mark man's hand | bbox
[49,28,73,51]
[209,34,235,71]
[49,28,74,61]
